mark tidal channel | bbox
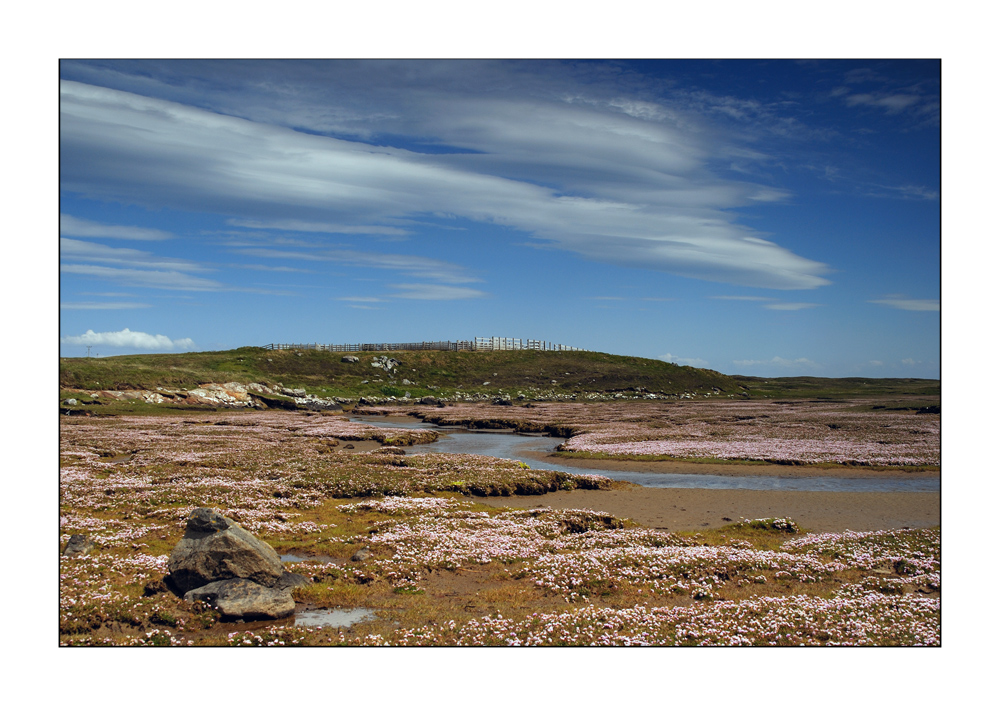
[351,416,939,493]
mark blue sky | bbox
[59,60,940,378]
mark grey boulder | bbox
[184,578,295,621]
[62,534,95,556]
[167,508,284,594]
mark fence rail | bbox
[261,338,587,353]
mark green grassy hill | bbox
[60,347,941,409]
[60,346,738,400]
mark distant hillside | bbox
[60,348,942,414]
[732,375,940,399]
[60,346,740,402]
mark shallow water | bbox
[295,607,375,629]
[352,415,939,493]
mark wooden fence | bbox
[261,337,587,353]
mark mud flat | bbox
[478,486,940,533]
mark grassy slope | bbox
[60,347,940,401]
[60,347,737,399]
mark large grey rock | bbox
[167,508,284,594]
[342,356,359,363]
[184,578,295,621]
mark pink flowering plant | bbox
[60,411,939,646]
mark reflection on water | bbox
[295,608,375,628]
[351,416,939,493]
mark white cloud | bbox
[388,284,488,300]
[659,353,710,367]
[869,360,884,366]
[60,78,832,290]
[60,214,173,240]
[901,358,919,365]
[338,296,385,302]
[869,297,940,312]
[60,302,151,310]
[61,328,194,350]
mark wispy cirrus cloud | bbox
[60,264,224,291]
[59,75,831,290]
[233,246,479,284]
[227,218,411,238]
[711,295,817,310]
[60,214,173,240]
[61,328,194,350]
[763,302,820,311]
[61,238,208,272]
[388,284,487,300]
[869,296,939,312]
[60,301,151,310]
[711,295,775,301]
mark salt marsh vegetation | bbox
[60,410,939,646]
[366,399,940,468]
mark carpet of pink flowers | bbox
[60,412,940,646]
[367,399,940,466]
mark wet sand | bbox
[477,486,940,533]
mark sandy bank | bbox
[477,486,940,533]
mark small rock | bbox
[64,398,78,406]
[273,571,311,591]
[62,534,95,556]
[350,547,371,562]
[342,356,359,363]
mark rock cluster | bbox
[371,356,400,372]
[167,508,306,621]
[77,381,346,411]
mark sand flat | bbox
[477,486,940,533]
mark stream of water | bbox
[351,416,939,493]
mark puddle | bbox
[295,607,375,628]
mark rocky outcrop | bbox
[166,508,307,621]
[342,356,360,363]
[371,356,400,372]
